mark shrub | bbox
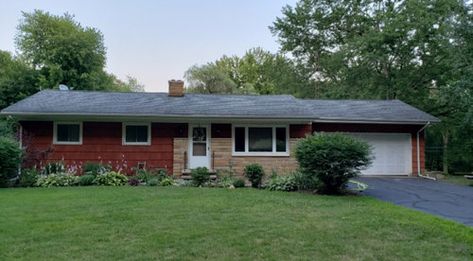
[41,161,66,175]
[244,163,264,188]
[19,168,39,187]
[78,174,95,186]
[36,173,79,187]
[128,177,140,186]
[191,167,210,186]
[216,176,236,188]
[160,177,175,186]
[295,132,372,194]
[94,171,128,186]
[233,178,246,188]
[136,168,168,183]
[83,162,111,176]
[148,177,159,186]
[267,175,297,192]
[292,170,319,191]
[0,137,22,187]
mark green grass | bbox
[441,175,473,187]
[1,187,472,260]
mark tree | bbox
[271,0,473,173]
[0,51,39,109]
[185,48,312,96]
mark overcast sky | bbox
[0,0,297,92]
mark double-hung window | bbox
[54,122,82,145]
[123,123,151,145]
[233,126,289,156]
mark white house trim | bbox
[122,122,152,146]
[53,121,83,145]
[231,124,290,157]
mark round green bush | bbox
[36,173,79,187]
[148,177,159,186]
[0,137,22,187]
[160,177,175,186]
[244,163,264,188]
[232,178,246,188]
[295,132,372,194]
[191,167,210,186]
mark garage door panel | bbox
[349,133,412,175]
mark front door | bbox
[188,125,210,169]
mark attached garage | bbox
[349,133,412,175]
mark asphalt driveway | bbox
[357,177,473,226]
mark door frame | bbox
[188,124,211,169]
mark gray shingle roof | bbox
[1,90,439,123]
[301,99,439,123]
[0,90,313,119]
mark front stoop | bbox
[180,169,217,180]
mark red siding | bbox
[211,124,232,138]
[21,121,187,175]
[312,122,426,175]
[290,124,312,138]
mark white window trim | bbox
[232,125,289,156]
[53,122,83,145]
[122,122,151,146]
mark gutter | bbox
[416,122,435,180]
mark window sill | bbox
[53,141,82,145]
[232,152,290,157]
[122,142,151,146]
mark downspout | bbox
[17,122,23,176]
[416,122,435,180]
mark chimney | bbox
[168,79,184,97]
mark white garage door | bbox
[349,133,412,175]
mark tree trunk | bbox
[442,131,449,174]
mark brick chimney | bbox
[168,80,184,97]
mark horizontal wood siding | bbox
[21,121,187,174]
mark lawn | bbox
[1,187,472,260]
[441,174,473,187]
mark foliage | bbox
[128,178,140,186]
[292,170,319,191]
[232,179,246,188]
[185,48,311,96]
[41,161,66,175]
[159,177,175,186]
[191,167,210,186]
[78,174,95,186]
[267,175,298,192]
[216,176,236,188]
[136,168,168,183]
[83,162,111,176]
[19,168,39,187]
[271,0,473,173]
[36,173,79,187]
[295,133,372,194]
[93,171,128,186]
[147,178,159,186]
[244,163,265,188]
[0,136,22,187]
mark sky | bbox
[0,0,297,92]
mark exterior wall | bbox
[172,138,188,176]
[211,138,301,176]
[21,121,187,175]
[312,123,426,175]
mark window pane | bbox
[57,124,80,142]
[192,127,206,142]
[193,143,206,156]
[234,127,245,152]
[126,125,148,143]
[276,127,287,152]
[249,127,272,152]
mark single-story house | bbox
[0,80,439,177]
